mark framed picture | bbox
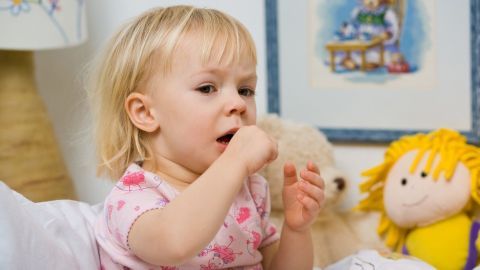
[266,0,480,144]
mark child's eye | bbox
[238,88,255,97]
[196,85,216,94]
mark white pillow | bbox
[0,181,102,269]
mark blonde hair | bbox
[88,5,257,179]
[356,129,480,250]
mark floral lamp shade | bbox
[0,0,87,50]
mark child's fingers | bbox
[299,181,324,204]
[297,192,321,213]
[283,161,298,186]
[306,160,320,174]
[299,169,324,189]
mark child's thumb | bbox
[283,161,298,186]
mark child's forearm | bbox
[268,225,314,270]
[166,154,247,247]
[129,154,247,266]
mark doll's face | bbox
[383,150,471,228]
[362,0,382,10]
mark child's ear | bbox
[125,92,159,132]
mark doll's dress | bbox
[402,213,480,270]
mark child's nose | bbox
[225,91,247,115]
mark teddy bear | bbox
[257,114,385,268]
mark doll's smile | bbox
[402,195,428,207]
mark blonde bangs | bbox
[192,10,257,67]
[152,7,257,75]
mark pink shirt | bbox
[95,163,279,270]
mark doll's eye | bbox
[401,178,407,186]
[420,171,428,178]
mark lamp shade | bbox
[0,0,87,50]
[0,0,85,201]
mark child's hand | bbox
[282,161,325,232]
[224,125,278,176]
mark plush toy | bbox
[257,114,385,267]
[357,128,480,270]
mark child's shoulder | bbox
[104,163,177,205]
[113,163,163,191]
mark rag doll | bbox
[357,129,480,270]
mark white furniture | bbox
[0,182,101,269]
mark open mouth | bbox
[217,128,239,145]
[217,133,234,145]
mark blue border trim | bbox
[266,0,280,115]
[265,0,480,144]
[470,0,480,144]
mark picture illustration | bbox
[314,0,429,77]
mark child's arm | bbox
[262,161,324,270]
[128,126,277,266]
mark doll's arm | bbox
[128,126,278,266]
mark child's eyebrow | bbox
[192,68,257,81]
[192,68,225,77]
[240,73,257,82]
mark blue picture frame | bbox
[265,0,480,144]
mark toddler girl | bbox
[92,5,325,269]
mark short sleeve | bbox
[248,174,280,248]
[99,167,175,250]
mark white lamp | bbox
[0,0,87,201]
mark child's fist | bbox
[224,125,278,176]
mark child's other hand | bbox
[224,125,278,176]
[282,161,325,232]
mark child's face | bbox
[145,33,257,174]
[383,150,471,228]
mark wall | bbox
[35,0,387,206]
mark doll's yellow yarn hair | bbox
[356,128,480,250]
